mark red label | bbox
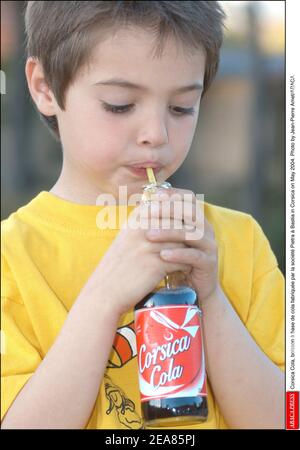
[135,305,207,402]
[286,391,299,429]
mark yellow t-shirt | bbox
[1,191,284,429]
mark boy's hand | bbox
[145,188,219,305]
[86,200,192,316]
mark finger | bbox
[139,195,215,240]
[146,226,216,252]
[152,187,196,203]
[162,261,192,275]
[160,247,216,269]
[148,241,188,253]
[149,198,205,230]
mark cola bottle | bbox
[134,182,208,427]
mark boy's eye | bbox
[102,103,134,114]
[101,102,195,116]
[171,106,196,116]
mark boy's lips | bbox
[125,163,163,179]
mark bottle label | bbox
[135,305,207,402]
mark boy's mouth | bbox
[125,164,162,179]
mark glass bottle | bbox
[134,181,208,427]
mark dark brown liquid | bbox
[135,286,208,427]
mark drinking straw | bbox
[146,167,156,184]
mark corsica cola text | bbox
[135,285,208,427]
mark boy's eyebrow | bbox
[93,77,203,94]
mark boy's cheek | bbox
[61,115,122,167]
[78,138,123,169]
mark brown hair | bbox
[24,1,226,140]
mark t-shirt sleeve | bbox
[1,256,42,422]
[245,217,285,371]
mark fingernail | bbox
[160,249,173,258]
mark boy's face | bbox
[37,27,205,200]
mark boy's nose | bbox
[137,119,169,148]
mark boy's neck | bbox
[49,183,99,206]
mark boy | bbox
[1,1,284,429]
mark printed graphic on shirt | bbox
[105,321,143,428]
[104,374,143,429]
[107,321,137,368]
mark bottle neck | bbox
[142,181,192,291]
[164,272,190,289]
[142,181,172,203]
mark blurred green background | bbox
[1,1,285,273]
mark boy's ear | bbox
[25,57,59,116]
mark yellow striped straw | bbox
[146,167,157,184]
